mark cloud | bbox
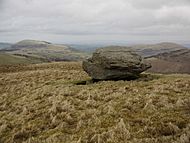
[155,5,190,24]
[0,0,190,44]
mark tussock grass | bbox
[0,62,190,143]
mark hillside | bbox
[13,40,51,47]
[146,49,190,74]
[0,40,89,65]
[129,42,186,57]
[0,53,43,65]
[0,62,190,143]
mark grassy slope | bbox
[146,57,190,74]
[6,43,89,63]
[146,49,190,74]
[0,53,43,65]
[0,62,190,143]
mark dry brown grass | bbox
[0,62,190,143]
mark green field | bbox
[0,53,28,65]
[0,53,44,65]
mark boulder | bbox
[82,46,151,80]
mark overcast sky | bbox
[0,0,190,44]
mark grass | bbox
[0,53,31,65]
[0,62,190,143]
[0,53,44,65]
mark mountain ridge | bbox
[0,39,89,65]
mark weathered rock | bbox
[82,46,151,80]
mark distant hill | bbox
[183,44,190,48]
[0,40,89,65]
[90,42,186,58]
[146,49,190,74]
[130,42,186,57]
[68,44,105,53]
[10,40,51,49]
[0,42,12,49]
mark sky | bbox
[0,0,190,44]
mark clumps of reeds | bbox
[88,118,131,143]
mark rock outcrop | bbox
[83,46,151,80]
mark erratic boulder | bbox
[82,46,151,80]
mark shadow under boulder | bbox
[82,46,151,81]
